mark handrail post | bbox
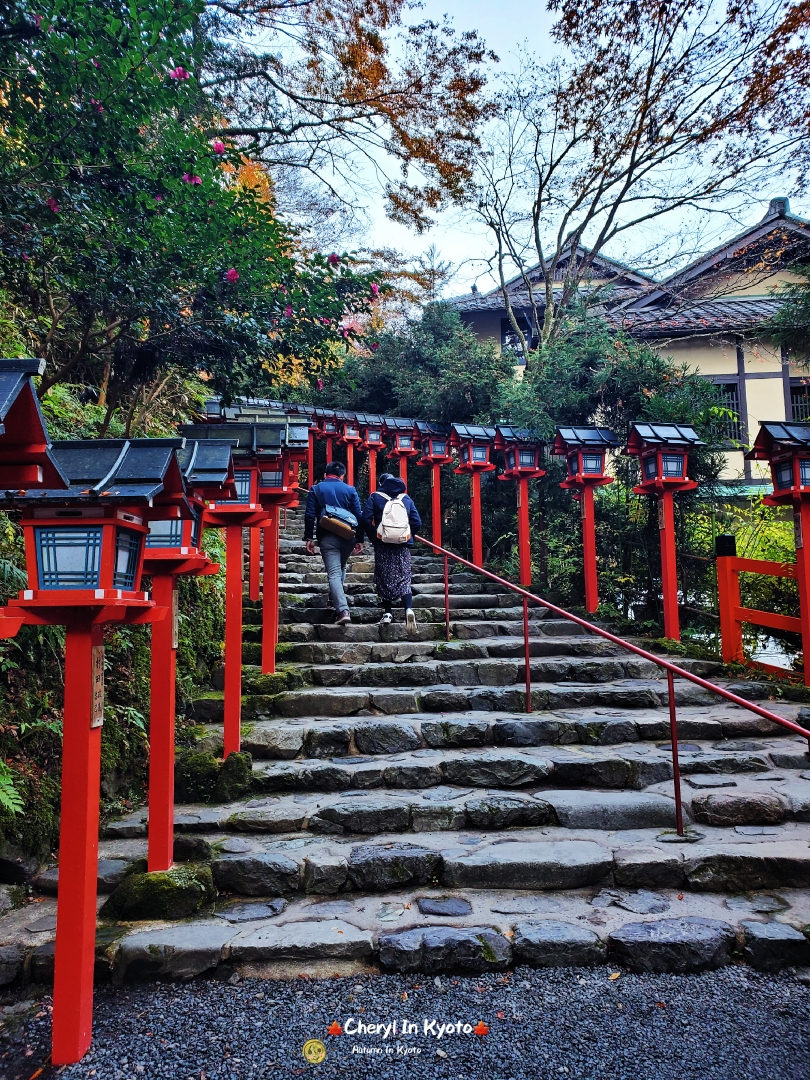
[716,534,744,664]
[666,669,684,836]
[796,502,810,690]
[523,595,531,713]
[444,553,450,642]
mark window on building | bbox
[791,380,810,422]
[712,382,742,442]
[501,318,528,365]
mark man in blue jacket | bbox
[304,462,365,625]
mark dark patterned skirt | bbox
[373,542,412,602]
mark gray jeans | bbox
[319,532,355,614]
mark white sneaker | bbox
[405,608,417,631]
[380,612,393,625]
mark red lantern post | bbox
[358,414,385,496]
[625,423,704,641]
[384,417,419,484]
[553,427,619,612]
[337,415,362,486]
[416,422,453,547]
[142,440,235,873]
[496,426,546,586]
[451,424,497,567]
[746,422,810,685]
[0,437,191,1065]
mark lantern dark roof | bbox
[495,424,543,445]
[0,358,69,489]
[553,427,620,453]
[383,416,417,433]
[745,421,810,459]
[177,440,235,496]
[451,423,497,440]
[285,422,310,452]
[414,421,451,436]
[626,423,705,452]
[181,422,283,455]
[355,413,385,427]
[12,439,186,505]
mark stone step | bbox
[274,618,593,642]
[194,710,799,760]
[280,603,545,625]
[272,636,622,665]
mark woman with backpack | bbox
[362,473,422,629]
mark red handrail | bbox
[416,535,810,837]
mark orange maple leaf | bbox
[473,1021,489,1036]
[327,1022,343,1036]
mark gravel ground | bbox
[3,966,810,1080]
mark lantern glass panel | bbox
[472,446,488,463]
[36,526,102,589]
[582,453,603,475]
[367,429,381,443]
[775,460,794,489]
[801,459,810,486]
[506,450,516,470]
[260,470,283,488]
[643,456,658,479]
[234,470,252,503]
[146,518,182,548]
[518,449,536,467]
[324,422,336,433]
[460,445,470,463]
[191,509,201,548]
[431,439,447,456]
[568,454,578,476]
[398,435,412,449]
[345,426,359,439]
[662,453,685,478]
[114,528,141,589]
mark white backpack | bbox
[377,492,411,544]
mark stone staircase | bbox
[7,507,810,988]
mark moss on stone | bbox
[100,864,215,920]
[214,751,253,802]
[174,750,220,803]
[477,935,498,964]
[242,668,290,695]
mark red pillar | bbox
[581,485,598,613]
[399,456,407,484]
[658,489,680,640]
[52,621,103,1065]
[431,463,443,548]
[307,430,315,487]
[262,509,280,675]
[148,575,176,873]
[795,500,810,688]
[346,443,355,486]
[716,550,744,665]
[224,524,243,756]
[517,477,531,586]
[368,448,377,495]
[326,437,333,463]
[248,527,261,602]
[471,471,483,567]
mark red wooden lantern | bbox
[553,427,618,611]
[0,438,193,1065]
[383,417,419,483]
[315,409,339,465]
[142,440,234,875]
[747,422,810,684]
[416,422,453,547]
[357,413,385,493]
[451,424,496,567]
[0,358,70,489]
[336,412,362,485]
[495,426,545,586]
[625,423,704,640]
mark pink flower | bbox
[182,173,202,185]
[169,66,190,80]
[342,328,349,338]
[45,197,59,213]
[212,140,226,155]
[284,304,293,317]
[327,253,340,267]
[90,99,104,113]
[22,253,28,261]
[322,317,331,325]
[370,282,379,297]
[155,194,163,202]
[225,268,239,282]
[91,58,100,69]
[371,342,379,351]
[33,14,41,28]
[317,379,324,391]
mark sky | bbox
[357,0,807,300]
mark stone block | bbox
[101,866,216,920]
[212,852,300,896]
[542,791,676,831]
[347,844,442,891]
[513,921,605,968]
[303,855,348,895]
[608,917,735,973]
[421,719,489,748]
[442,753,552,788]
[173,836,213,862]
[379,926,512,974]
[442,840,612,891]
[308,797,411,835]
[241,724,304,760]
[411,803,467,832]
[464,795,553,829]
[226,807,307,833]
[228,920,373,962]
[113,923,235,983]
[493,719,570,747]
[742,920,810,971]
[574,719,639,745]
[613,847,685,890]
[305,725,352,758]
[0,944,25,986]
[691,792,786,827]
[684,842,810,892]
